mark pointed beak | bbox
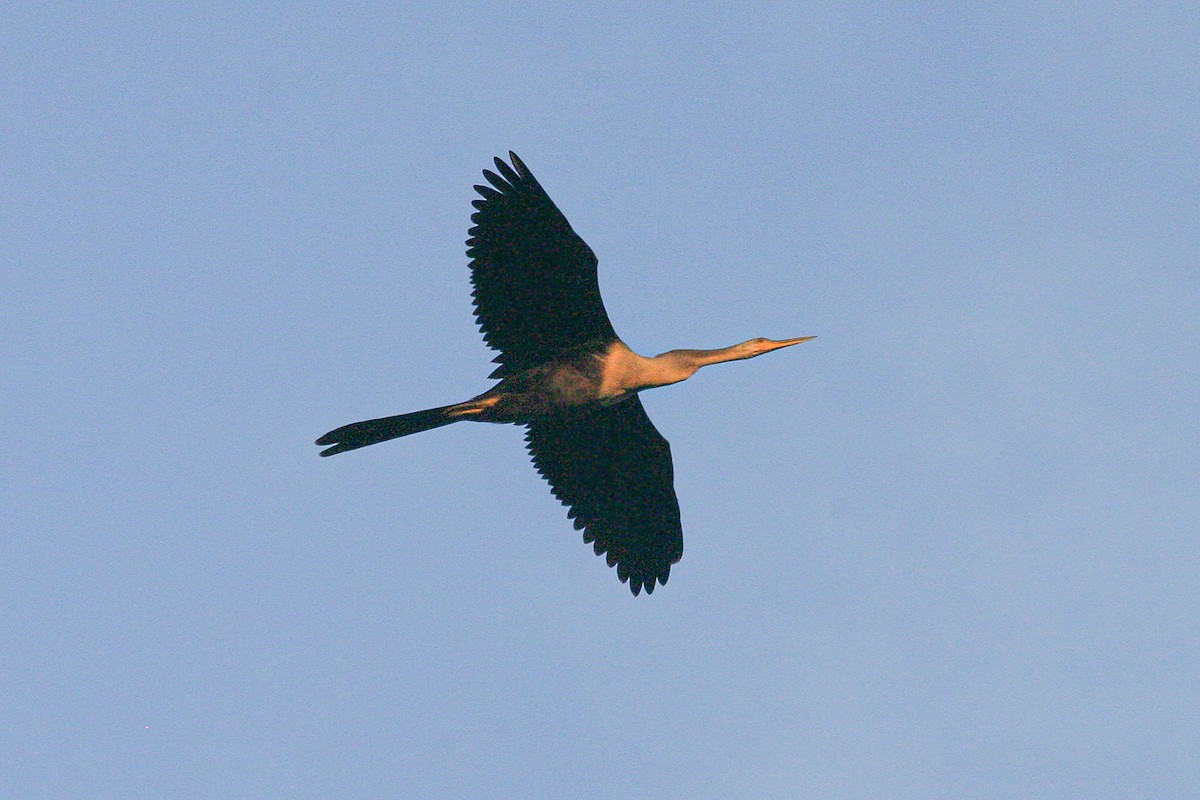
[766,336,816,350]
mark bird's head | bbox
[733,336,817,360]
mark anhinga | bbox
[317,153,813,594]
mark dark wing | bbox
[525,397,683,595]
[466,152,618,378]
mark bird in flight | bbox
[317,153,813,594]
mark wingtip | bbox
[508,151,528,175]
[492,155,522,186]
[315,432,346,455]
[619,565,670,596]
[474,183,502,200]
[481,169,510,191]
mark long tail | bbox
[316,406,457,457]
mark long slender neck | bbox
[599,340,756,396]
[637,345,750,389]
[663,346,750,369]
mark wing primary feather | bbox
[493,156,522,185]
[509,151,531,178]
[482,169,512,191]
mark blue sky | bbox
[4,4,1198,798]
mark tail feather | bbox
[316,406,455,456]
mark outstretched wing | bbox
[525,397,683,595]
[466,152,618,378]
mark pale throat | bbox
[598,340,747,396]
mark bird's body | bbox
[457,340,633,423]
[317,153,813,594]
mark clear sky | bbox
[4,4,1198,798]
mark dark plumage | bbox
[467,153,616,378]
[317,153,813,594]
[526,397,681,595]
